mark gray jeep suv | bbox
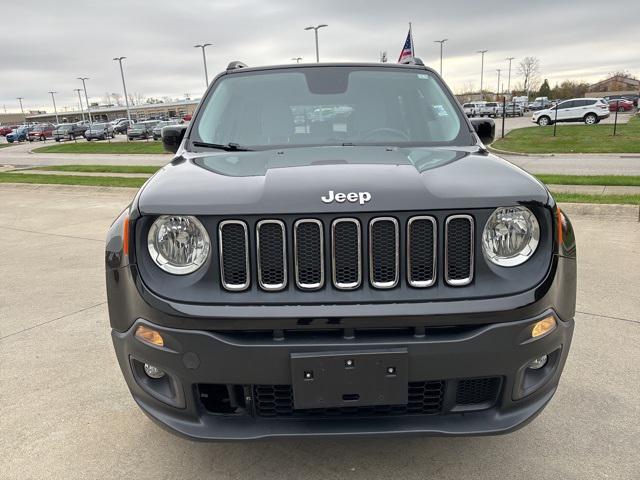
[106,60,576,440]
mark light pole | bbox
[77,77,92,123]
[304,24,328,62]
[16,97,25,120]
[477,50,488,99]
[291,57,303,63]
[113,57,132,124]
[74,88,86,122]
[433,39,448,76]
[194,43,212,88]
[496,69,501,96]
[506,57,515,96]
[48,91,59,124]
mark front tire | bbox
[537,116,551,126]
[584,113,597,125]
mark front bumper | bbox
[112,308,574,440]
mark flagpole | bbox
[409,22,414,57]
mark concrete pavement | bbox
[0,184,638,479]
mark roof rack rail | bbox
[227,61,248,71]
[399,57,425,66]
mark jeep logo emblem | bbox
[321,190,372,205]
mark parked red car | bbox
[608,99,634,112]
[27,123,55,141]
[0,125,17,136]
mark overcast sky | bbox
[2,0,639,113]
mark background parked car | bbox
[479,102,500,117]
[27,123,55,142]
[127,120,159,140]
[0,125,17,136]
[151,120,182,140]
[53,123,88,141]
[84,123,115,141]
[608,99,634,112]
[496,103,524,117]
[532,98,610,126]
[462,102,482,117]
[6,125,33,143]
[113,119,132,134]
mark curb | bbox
[487,145,531,157]
[558,202,639,222]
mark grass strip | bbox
[492,115,640,154]
[553,193,640,205]
[0,172,146,188]
[31,164,160,174]
[535,174,640,187]
[32,141,167,154]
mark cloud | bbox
[1,0,639,112]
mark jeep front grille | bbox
[216,214,474,292]
[293,219,324,290]
[256,220,287,291]
[444,215,474,286]
[218,220,250,291]
[331,218,362,290]
[369,217,399,288]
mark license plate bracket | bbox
[290,348,408,410]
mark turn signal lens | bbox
[531,316,557,338]
[135,325,164,347]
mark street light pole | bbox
[113,57,132,124]
[16,97,25,120]
[291,57,303,63]
[496,69,501,96]
[48,91,59,124]
[304,24,328,62]
[433,39,448,76]
[77,77,92,123]
[194,43,212,88]
[74,88,85,122]
[506,57,515,96]
[477,50,488,100]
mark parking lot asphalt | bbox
[0,184,638,480]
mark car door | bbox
[554,100,575,121]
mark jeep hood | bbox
[137,146,549,215]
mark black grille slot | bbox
[254,381,445,418]
[369,218,399,288]
[407,216,436,287]
[294,220,324,290]
[445,215,474,286]
[257,220,287,291]
[332,219,361,289]
[455,377,501,406]
[218,221,249,291]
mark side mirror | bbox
[161,124,187,153]
[469,117,495,145]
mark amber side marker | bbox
[135,325,164,347]
[532,316,557,338]
[123,216,130,256]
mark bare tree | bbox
[518,56,541,94]
[111,93,123,106]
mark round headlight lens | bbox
[482,207,540,267]
[147,215,210,274]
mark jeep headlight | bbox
[147,215,210,274]
[482,207,539,267]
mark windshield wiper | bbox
[192,141,253,152]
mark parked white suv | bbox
[479,102,500,117]
[532,98,610,126]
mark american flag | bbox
[397,28,414,63]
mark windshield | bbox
[57,125,72,131]
[194,67,466,149]
[91,123,106,129]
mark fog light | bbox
[135,325,164,347]
[531,316,556,338]
[144,363,165,379]
[527,355,548,370]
